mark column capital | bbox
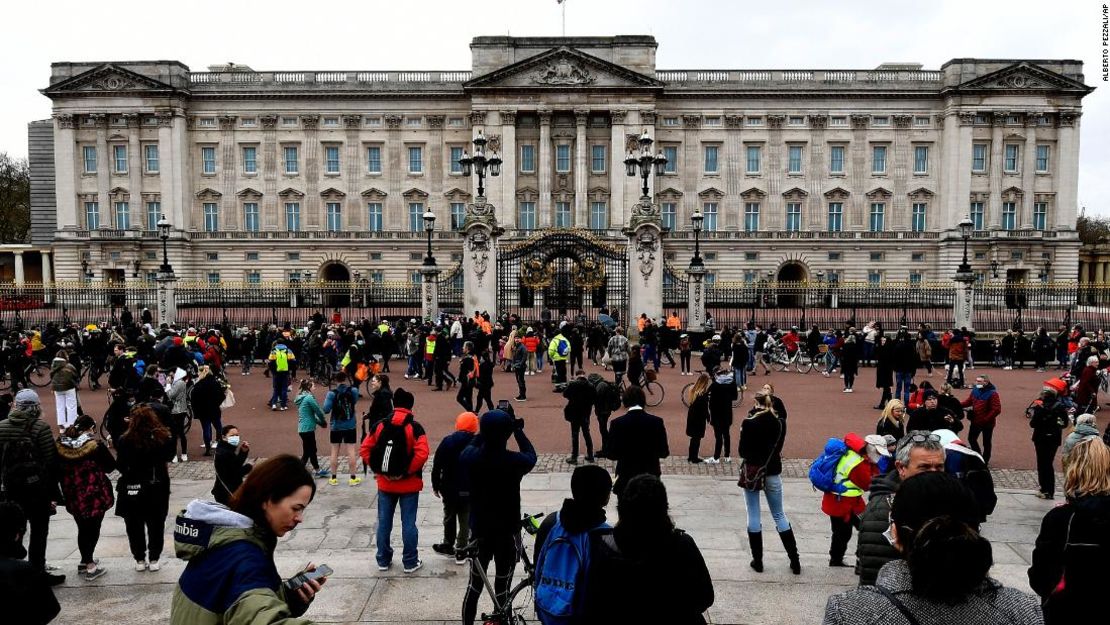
[892,114,914,129]
[682,114,702,128]
[384,114,403,129]
[574,109,590,125]
[469,110,488,126]
[610,109,627,124]
[991,111,1010,126]
[217,115,237,131]
[498,110,517,125]
[343,114,363,129]
[639,110,656,126]
[957,112,976,126]
[538,109,553,125]
[300,115,320,130]
[807,114,827,129]
[260,115,279,129]
[54,114,76,129]
[849,114,870,130]
[1058,111,1081,127]
[766,114,787,129]
[426,114,446,129]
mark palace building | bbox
[27,35,1093,322]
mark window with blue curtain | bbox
[325,147,340,173]
[242,147,257,174]
[520,145,535,172]
[243,203,259,232]
[663,146,677,173]
[450,202,466,230]
[872,145,887,174]
[145,145,159,173]
[85,202,99,229]
[744,202,760,231]
[367,146,381,173]
[1001,202,1016,230]
[703,202,718,231]
[869,203,885,232]
[367,203,383,232]
[912,203,927,232]
[1033,202,1047,230]
[114,201,130,230]
[785,203,801,231]
[201,146,215,174]
[450,147,464,174]
[591,145,606,173]
[1035,145,1050,172]
[827,202,843,232]
[704,145,719,173]
[326,202,342,231]
[913,146,928,174]
[787,145,802,174]
[661,202,676,231]
[284,146,298,174]
[745,145,760,174]
[970,202,984,230]
[114,145,128,173]
[972,144,987,172]
[285,202,301,231]
[590,202,608,230]
[203,203,219,232]
[83,146,97,173]
[146,202,161,230]
[519,202,536,230]
[556,145,570,172]
[829,146,844,174]
[1004,145,1019,172]
[408,147,423,173]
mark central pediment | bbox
[464,46,664,91]
[946,62,1093,95]
[42,63,182,98]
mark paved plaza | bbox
[47,469,1054,624]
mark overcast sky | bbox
[2,0,1106,215]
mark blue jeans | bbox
[734,367,747,389]
[825,353,839,374]
[269,372,289,407]
[743,474,791,533]
[199,415,223,449]
[895,372,914,405]
[376,491,419,569]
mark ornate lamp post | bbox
[957,216,974,275]
[154,216,177,326]
[458,130,502,198]
[690,210,704,269]
[422,209,437,267]
[157,216,174,276]
[420,208,440,322]
[685,210,707,332]
[954,215,976,330]
[80,260,94,282]
[624,130,668,199]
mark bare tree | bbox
[0,153,31,243]
[1077,208,1110,246]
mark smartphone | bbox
[497,399,511,411]
[284,564,333,592]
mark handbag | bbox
[737,411,782,492]
[220,388,236,409]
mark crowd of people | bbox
[0,308,1109,624]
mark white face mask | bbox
[975,384,984,389]
[227,435,241,446]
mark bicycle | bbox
[615,370,665,407]
[464,512,544,625]
[0,361,51,391]
[310,358,336,389]
[766,344,814,374]
[680,370,745,408]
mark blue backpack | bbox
[534,512,608,625]
[809,437,849,494]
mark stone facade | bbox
[37,36,1092,293]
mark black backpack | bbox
[369,416,414,479]
[333,386,357,425]
[1,419,47,501]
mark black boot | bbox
[747,531,763,573]
[779,528,801,575]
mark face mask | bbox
[975,384,983,389]
[227,435,241,446]
[357,340,365,346]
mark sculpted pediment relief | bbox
[43,63,179,96]
[465,46,663,91]
[950,62,1092,95]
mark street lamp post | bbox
[154,216,177,326]
[157,216,174,276]
[422,209,437,267]
[957,216,974,275]
[685,210,707,332]
[624,130,668,199]
[420,208,440,322]
[458,130,502,198]
[690,210,704,269]
[954,215,976,330]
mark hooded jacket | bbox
[49,357,79,392]
[359,407,429,494]
[294,392,326,434]
[431,415,478,502]
[56,433,116,519]
[961,384,1002,428]
[1063,423,1100,458]
[533,496,609,566]
[459,409,537,539]
[854,471,901,587]
[0,405,59,502]
[1029,494,1110,623]
[170,500,314,625]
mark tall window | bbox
[787,145,803,174]
[555,145,570,172]
[785,202,801,232]
[827,202,843,232]
[872,145,887,174]
[829,145,845,174]
[450,202,466,230]
[972,144,987,172]
[408,202,423,232]
[911,203,927,232]
[519,202,536,230]
[285,202,301,231]
[408,146,423,173]
[909,272,922,286]
[367,146,382,173]
[112,145,128,173]
[1033,202,1047,230]
[145,145,159,173]
[242,147,257,174]
[448,146,464,174]
[114,201,130,230]
[243,203,259,232]
[85,201,100,229]
[83,146,97,173]
[1001,202,1016,230]
[662,146,677,173]
[913,146,928,174]
[207,272,221,285]
[745,145,761,174]
[1004,144,1019,172]
[203,203,219,232]
[869,202,885,232]
[591,145,607,173]
[325,146,340,174]
[370,271,383,283]
[1035,145,1050,172]
[555,202,571,228]
[589,202,608,230]
[284,146,299,174]
[508,144,530,175]
[367,203,383,232]
[969,201,984,230]
[146,201,161,230]
[661,202,676,231]
[201,146,215,174]
[247,272,261,285]
[868,271,882,286]
[704,145,719,174]
[326,202,342,231]
[744,202,760,231]
[703,202,718,231]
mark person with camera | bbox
[459,404,537,625]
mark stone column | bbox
[344,115,363,229]
[849,114,870,230]
[302,115,321,228]
[1055,112,1081,229]
[987,113,1005,229]
[765,115,786,229]
[685,265,706,332]
[462,199,500,316]
[93,114,110,226]
[260,115,279,230]
[498,110,517,228]
[892,115,913,230]
[724,114,744,229]
[157,272,178,327]
[609,109,627,229]
[574,109,589,227]
[681,114,701,227]
[1020,113,1037,229]
[13,252,25,285]
[218,115,238,229]
[386,114,405,230]
[1096,262,1106,285]
[42,252,53,304]
[954,272,976,330]
[807,115,828,230]
[1079,261,1088,285]
[944,113,975,230]
[420,266,440,322]
[124,114,142,228]
[538,110,553,227]
[627,203,664,333]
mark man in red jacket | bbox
[961,374,1002,464]
[821,433,886,568]
[361,387,430,573]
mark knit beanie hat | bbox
[455,412,479,433]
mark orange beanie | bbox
[456,411,480,433]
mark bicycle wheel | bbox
[680,382,694,407]
[644,381,665,407]
[28,364,51,387]
[795,353,814,374]
[773,355,790,373]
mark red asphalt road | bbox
[62,359,1070,471]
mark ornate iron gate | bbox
[497,230,628,324]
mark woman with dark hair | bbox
[1029,437,1110,624]
[115,404,174,572]
[739,391,799,574]
[57,414,116,580]
[685,373,711,463]
[824,472,1041,624]
[706,368,737,464]
[190,365,226,456]
[583,474,714,624]
[171,455,326,625]
[212,424,252,505]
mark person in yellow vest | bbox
[267,343,296,410]
[423,331,438,384]
[821,433,887,567]
[377,319,390,336]
[548,324,571,385]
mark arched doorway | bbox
[320,262,350,308]
[775,263,807,308]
